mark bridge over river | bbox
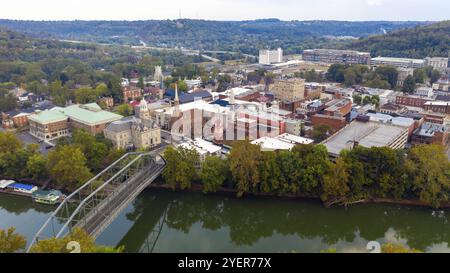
[27,149,166,252]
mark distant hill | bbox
[0,19,427,55]
[345,20,450,59]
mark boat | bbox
[32,190,65,205]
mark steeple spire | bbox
[173,83,181,117]
[174,83,180,106]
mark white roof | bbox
[251,137,295,151]
[275,133,314,145]
[424,101,450,106]
[177,138,221,155]
[0,180,15,189]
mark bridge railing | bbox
[27,151,165,252]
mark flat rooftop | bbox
[372,57,425,64]
[323,121,408,156]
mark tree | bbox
[344,69,357,87]
[430,69,441,84]
[312,125,333,143]
[374,66,398,88]
[326,64,346,82]
[406,145,450,208]
[413,68,427,84]
[402,75,416,93]
[200,156,228,193]
[116,103,133,116]
[382,243,421,253]
[26,153,49,182]
[95,83,108,97]
[74,87,98,104]
[321,158,349,205]
[365,77,391,90]
[0,131,21,153]
[362,96,372,105]
[353,94,362,105]
[228,141,262,197]
[162,146,199,190]
[72,129,110,172]
[30,228,123,253]
[292,144,330,195]
[47,145,92,191]
[0,227,27,253]
[259,151,282,193]
[137,77,145,89]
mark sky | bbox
[1,0,449,21]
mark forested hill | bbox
[0,19,427,55]
[345,20,450,58]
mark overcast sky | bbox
[1,0,449,21]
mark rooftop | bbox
[323,121,409,156]
[275,133,314,145]
[28,109,68,124]
[251,136,295,151]
[57,103,123,126]
[372,56,425,64]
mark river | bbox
[1,189,450,253]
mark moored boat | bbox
[32,190,65,205]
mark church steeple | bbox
[174,83,180,106]
[173,83,181,117]
[139,98,148,112]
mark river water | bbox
[1,189,450,253]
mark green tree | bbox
[74,87,98,104]
[116,103,133,116]
[162,146,199,190]
[72,129,110,172]
[413,68,427,84]
[321,158,349,205]
[362,95,372,105]
[402,75,416,93]
[353,94,362,105]
[406,145,450,208]
[312,124,333,143]
[229,141,262,197]
[200,156,228,193]
[0,131,21,153]
[47,145,92,191]
[292,144,330,195]
[30,228,123,253]
[26,153,49,182]
[430,69,441,84]
[326,64,346,82]
[259,151,282,194]
[0,227,27,253]
[374,66,398,88]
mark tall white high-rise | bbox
[153,66,164,82]
[259,48,283,65]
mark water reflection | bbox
[116,189,450,253]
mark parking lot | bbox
[16,132,54,155]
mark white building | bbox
[425,57,449,72]
[259,48,283,65]
[371,57,425,69]
[251,133,313,152]
[414,86,434,98]
[177,138,222,163]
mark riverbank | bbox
[148,183,450,209]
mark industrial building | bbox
[323,116,414,158]
[302,49,371,65]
